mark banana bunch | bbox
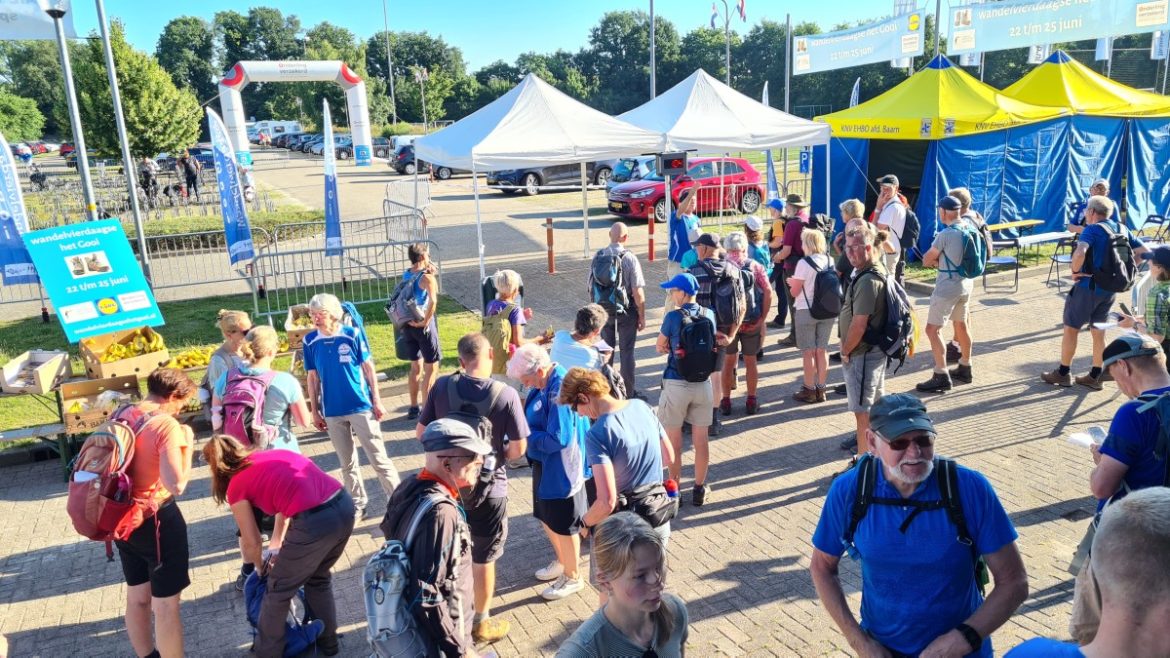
[278,336,290,352]
[291,315,314,328]
[166,347,214,369]
[98,328,165,363]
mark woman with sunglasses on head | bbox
[556,512,688,657]
[203,434,354,657]
[199,310,253,411]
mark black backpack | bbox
[445,373,502,508]
[800,256,843,320]
[600,361,627,400]
[590,248,629,316]
[739,264,762,324]
[674,307,718,383]
[691,259,745,330]
[1089,224,1137,293]
[892,202,920,252]
[857,267,916,373]
[809,212,835,246]
[844,454,989,595]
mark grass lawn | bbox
[0,292,479,436]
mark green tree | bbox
[0,89,45,141]
[213,8,302,120]
[679,27,744,85]
[475,60,522,86]
[0,41,65,136]
[579,10,682,114]
[366,30,465,123]
[396,67,455,124]
[155,17,218,104]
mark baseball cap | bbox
[938,196,961,211]
[786,193,808,208]
[869,393,936,439]
[1102,334,1162,369]
[660,272,699,295]
[767,198,786,213]
[420,418,493,455]
[695,233,720,249]
[1092,177,1110,189]
[1142,245,1170,271]
[744,215,763,231]
[876,174,899,186]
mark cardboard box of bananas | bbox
[284,304,314,350]
[165,347,215,370]
[80,326,171,380]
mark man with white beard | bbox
[808,394,1028,658]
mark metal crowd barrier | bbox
[144,227,273,294]
[384,178,432,213]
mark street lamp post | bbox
[382,0,398,124]
[45,2,97,221]
[718,0,731,86]
[414,66,429,132]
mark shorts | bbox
[115,499,190,598]
[1063,286,1114,330]
[726,326,762,356]
[399,319,441,363]
[795,309,835,350]
[927,291,971,327]
[465,495,508,564]
[531,461,587,536]
[843,347,887,414]
[657,378,713,428]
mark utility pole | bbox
[650,0,657,97]
[414,66,429,132]
[934,0,942,57]
[719,0,731,86]
[381,0,398,124]
[45,2,97,221]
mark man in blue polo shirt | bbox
[809,393,1028,657]
[666,189,700,277]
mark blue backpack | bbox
[939,224,986,279]
[748,241,773,277]
[244,572,324,657]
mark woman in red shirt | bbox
[203,434,354,657]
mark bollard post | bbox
[647,211,655,262]
[546,217,557,274]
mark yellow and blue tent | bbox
[1004,50,1170,117]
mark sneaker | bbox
[693,483,711,506]
[1041,369,1073,387]
[756,349,765,362]
[778,334,797,347]
[915,372,953,393]
[709,414,722,437]
[770,316,786,329]
[946,341,962,364]
[541,575,584,601]
[719,397,732,416]
[949,364,973,385]
[235,571,249,591]
[1076,374,1104,391]
[406,406,420,420]
[839,435,858,451]
[745,396,759,415]
[792,386,819,403]
[473,617,511,643]
[534,560,563,582]
[833,383,848,395]
[829,351,842,363]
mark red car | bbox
[59,143,75,156]
[607,156,764,222]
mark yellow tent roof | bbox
[1002,50,1170,117]
[817,55,1066,140]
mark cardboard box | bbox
[2,350,71,395]
[58,375,141,433]
[285,304,314,349]
[80,327,171,380]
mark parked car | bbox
[372,136,391,159]
[605,156,656,194]
[288,134,315,150]
[487,161,612,196]
[391,144,466,179]
[26,142,49,155]
[312,135,352,158]
[607,156,764,222]
[59,143,75,156]
[301,135,325,153]
[272,132,300,148]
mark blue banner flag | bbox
[323,101,343,257]
[207,108,255,265]
[0,132,37,286]
[950,0,1170,55]
[1154,30,1170,59]
[22,219,163,343]
[793,11,925,76]
[761,83,779,201]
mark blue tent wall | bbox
[812,137,869,233]
[998,119,1070,232]
[1127,117,1170,228]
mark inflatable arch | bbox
[218,60,373,167]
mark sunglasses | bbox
[879,432,936,451]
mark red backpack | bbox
[66,405,161,560]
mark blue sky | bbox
[64,0,900,72]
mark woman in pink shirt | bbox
[203,435,355,657]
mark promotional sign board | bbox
[22,220,163,343]
[950,0,1170,54]
[0,0,77,40]
[794,12,924,76]
[0,132,36,285]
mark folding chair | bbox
[983,238,1020,293]
[1139,214,1169,245]
[1046,236,1075,289]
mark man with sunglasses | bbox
[810,393,1028,658]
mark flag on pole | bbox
[207,108,255,265]
[1153,31,1169,60]
[0,132,37,285]
[761,83,779,201]
[322,101,342,257]
[1095,37,1112,61]
[849,77,861,107]
[737,0,746,21]
[1027,44,1051,65]
[710,3,718,29]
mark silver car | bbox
[605,156,657,194]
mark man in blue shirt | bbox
[810,393,1028,658]
[1042,196,1148,390]
[1008,488,1170,658]
[1068,334,1170,643]
[304,293,399,519]
[1067,178,1120,235]
[666,190,700,277]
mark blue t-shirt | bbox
[525,365,591,498]
[585,399,665,494]
[303,325,372,417]
[1004,638,1085,658]
[668,211,700,263]
[811,460,1019,657]
[1099,384,1170,510]
[1069,199,1121,228]
[658,303,716,381]
[1075,220,1144,293]
[213,366,305,452]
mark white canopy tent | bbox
[414,73,666,279]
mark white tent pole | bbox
[581,162,590,258]
[473,163,485,282]
[719,154,726,230]
[413,163,419,210]
[826,140,832,223]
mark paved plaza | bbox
[0,162,1120,656]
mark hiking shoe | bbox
[709,414,722,437]
[778,334,797,347]
[406,406,420,420]
[1076,374,1104,391]
[541,575,584,601]
[235,571,248,592]
[693,483,711,506]
[1041,369,1073,387]
[916,372,953,393]
[839,435,858,451]
[535,561,563,582]
[316,631,339,657]
[815,386,828,402]
[719,397,732,416]
[949,364,973,385]
[829,351,843,363]
[473,618,511,643]
[745,396,759,415]
[833,383,848,395]
[793,386,819,403]
[770,316,786,329]
[1099,369,1114,383]
[756,349,764,362]
[946,341,962,364]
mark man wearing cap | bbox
[656,272,719,506]
[381,418,492,658]
[874,174,909,284]
[917,196,977,393]
[1069,178,1120,235]
[810,393,1028,658]
[1041,195,1147,390]
[764,198,790,329]
[772,193,810,346]
[592,222,647,399]
[689,234,744,436]
[1068,334,1170,643]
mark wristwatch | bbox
[955,623,982,652]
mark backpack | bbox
[843,454,989,595]
[221,368,281,450]
[244,572,323,657]
[739,263,762,324]
[590,248,630,316]
[600,361,627,400]
[66,405,161,560]
[674,307,719,383]
[963,212,995,260]
[386,274,426,329]
[691,259,745,330]
[748,241,773,277]
[890,202,920,252]
[1089,224,1137,293]
[1132,392,1170,487]
[800,256,843,320]
[446,373,504,509]
[939,223,987,279]
[365,493,451,658]
[482,301,519,375]
[809,212,835,247]
[182,158,199,177]
[857,268,916,373]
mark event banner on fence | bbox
[0,0,77,40]
[949,0,1170,54]
[22,220,163,343]
[793,11,924,75]
[207,108,255,265]
[322,101,343,257]
[0,132,37,286]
